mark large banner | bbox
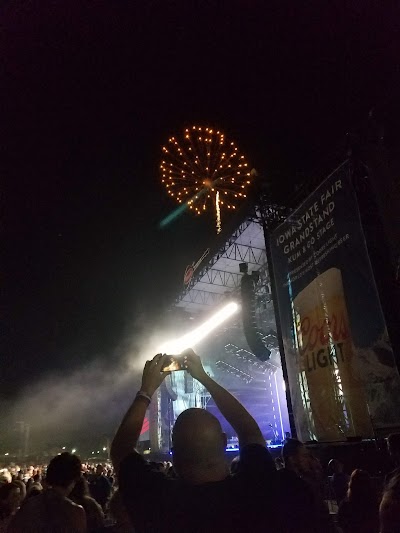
[270,163,400,442]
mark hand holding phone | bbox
[140,353,170,396]
[183,349,207,381]
[160,355,187,372]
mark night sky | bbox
[3,2,400,402]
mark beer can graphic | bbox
[293,268,373,441]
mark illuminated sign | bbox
[183,248,209,285]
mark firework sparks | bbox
[160,126,252,231]
[216,191,221,234]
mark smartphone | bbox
[161,355,187,372]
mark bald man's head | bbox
[172,408,228,484]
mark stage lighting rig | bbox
[224,343,279,376]
[215,360,253,384]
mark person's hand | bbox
[183,349,207,382]
[140,354,169,397]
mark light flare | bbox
[159,301,239,354]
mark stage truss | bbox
[175,219,268,312]
[151,210,291,453]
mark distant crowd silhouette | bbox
[1,351,399,532]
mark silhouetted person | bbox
[8,452,86,533]
[280,438,332,532]
[111,351,288,532]
[386,433,400,487]
[26,472,43,499]
[89,464,111,510]
[70,476,104,532]
[11,479,26,503]
[380,472,400,533]
[338,469,379,533]
[106,468,114,486]
[328,458,349,504]
[0,482,21,531]
[98,490,134,533]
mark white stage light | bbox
[159,301,239,354]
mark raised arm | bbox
[110,354,169,473]
[185,350,265,448]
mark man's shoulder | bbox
[64,497,84,510]
[119,453,172,496]
[9,492,85,532]
[55,494,85,519]
[385,466,400,487]
[236,443,276,476]
[18,492,45,513]
[63,498,86,531]
[82,495,104,513]
[83,494,101,505]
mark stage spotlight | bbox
[159,301,239,354]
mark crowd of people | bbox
[0,351,399,532]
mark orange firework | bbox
[160,126,252,232]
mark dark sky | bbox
[3,1,400,398]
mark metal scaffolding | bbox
[175,219,267,312]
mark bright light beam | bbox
[159,202,188,228]
[159,186,208,228]
[159,301,239,354]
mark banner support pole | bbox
[258,198,297,440]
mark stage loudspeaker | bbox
[241,273,271,362]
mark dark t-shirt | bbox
[276,469,333,533]
[119,444,323,533]
[331,472,350,504]
[89,475,111,508]
[119,444,281,533]
[337,498,379,533]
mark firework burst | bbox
[160,126,252,231]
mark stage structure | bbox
[149,217,291,453]
[149,110,400,453]
[149,161,400,453]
